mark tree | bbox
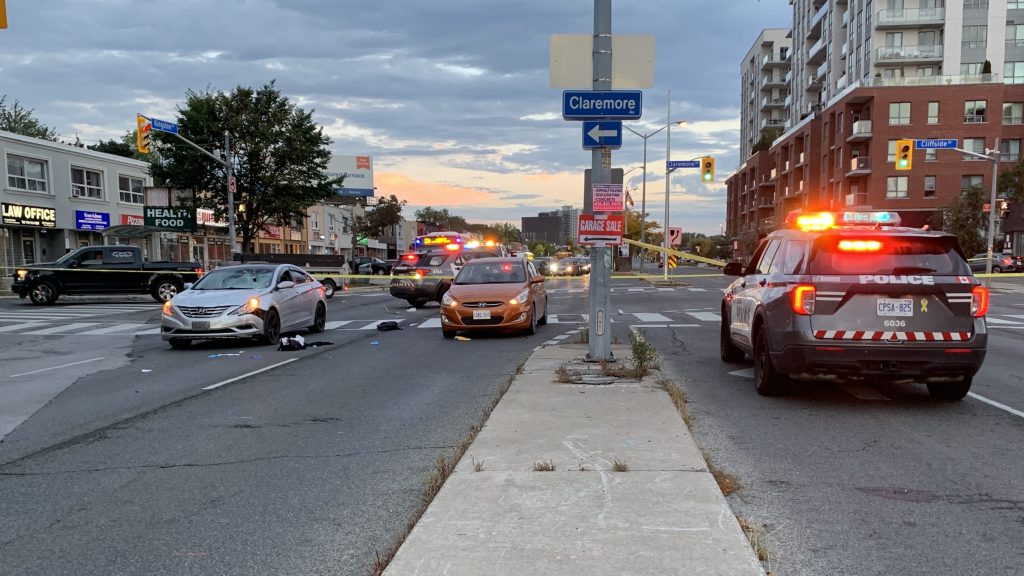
[88,131,152,161]
[492,222,522,243]
[414,206,469,231]
[353,194,406,255]
[150,82,342,253]
[934,186,986,256]
[529,240,556,256]
[751,127,783,154]
[999,158,1024,204]
[0,95,59,141]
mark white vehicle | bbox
[161,263,327,349]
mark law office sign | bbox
[2,202,56,228]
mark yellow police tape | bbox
[621,238,728,267]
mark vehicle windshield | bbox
[455,262,526,284]
[807,235,971,276]
[191,267,275,290]
[55,250,82,264]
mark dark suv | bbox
[389,246,506,307]
[721,210,988,400]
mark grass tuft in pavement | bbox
[611,459,629,472]
[533,460,556,472]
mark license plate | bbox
[192,321,211,331]
[876,298,913,317]
[472,310,491,320]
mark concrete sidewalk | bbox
[383,343,766,575]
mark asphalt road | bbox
[2,270,1022,575]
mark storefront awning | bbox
[101,225,167,238]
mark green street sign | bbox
[144,206,196,232]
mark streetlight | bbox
[623,116,687,274]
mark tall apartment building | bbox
[741,29,793,160]
[789,0,1023,124]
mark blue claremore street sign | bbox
[582,121,623,149]
[915,139,957,149]
[667,160,700,169]
[562,90,642,120]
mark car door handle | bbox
[758,278,767,287]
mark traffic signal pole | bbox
[953,139,1002,278]
[587,0,613,362]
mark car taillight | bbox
[971,285,989,317]
[790,284,816,315]
[837,239,882,252]
[403,254,417,261]
[414,269,430,279]
[195,267,205,276]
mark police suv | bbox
[720,210,988,400]
[389,241,507,308]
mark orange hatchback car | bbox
[440,257,548,338]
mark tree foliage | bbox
[933,186,986,256]
[353,194,406,250]
[414,206,469,231]
[492,222,522,243]
[149,82,342,253]
[0,95,59,141]
[87,131,151,160]
[999,158,1024,204]
[751,127,783,154]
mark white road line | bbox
[133,328,161,335]
[630,324,668,329]
[687,311,721,322]
[22,322,100,335]
[686,287,707,292]
[11,357,106,378]
[202,358,299,391]
[325,320,354,330]
[983,317,1021,325]
[628,287,645,292]
[634,313,672,322]
[669,324,700,327]
[548,315,561,324]
[728,368,755,378]
[419,318,442,329]
[968,392,1024,419]
[0,322,46,333]
[553,335,570,340]
[568,289,585,293]
[838,382,890,401]
[78,323,148,335]
[657,288,674,291]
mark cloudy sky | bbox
[1,0,789,234]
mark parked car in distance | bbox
[161,263,326,349]
[968,253,1019,273]
[553,258,581,276]
[12,245,203,305]
[440,257,548,338]
[354,256,394,275]
[534,257,553,275]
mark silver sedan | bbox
[161,263,327,349]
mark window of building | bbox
[887,176,909,198]
[1008,25,1024,48]
[917,66,938,77]
[1002,140,1022,162]
[6,155,48,192]
[926,149,937,162]
[962,175,984,192]
[962,138,986,160]
[1005,62,1024,84]
[311,212,320,230]
[889,102,911,125]
[961,62,985,76]
[71,167,103,199]
[964,100,987,123]
[962,25,987,49]
[887,139,898,162]
[927,101,939,124]
[1005,102,1024,125]
[924,176,936,198]
[884,68,905,79]
[1009,1,1023,8]
[964,0,990,8]
[885,32,903,47]
[118,175,143,204]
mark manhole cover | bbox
[580,375,620,385]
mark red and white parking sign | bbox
[578,214,623,245]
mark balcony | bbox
[784,70,793,84]
[836,74,848,91]
[807,2,828,39]
[808,38,827,64]
[842,10,849,27]
[876,7,945,28]
[761,74,787,91]
[797,151,806,165]
[784,94,793,107]
[759,175,776,188]
[807,73,824,92]
[875,44,943,65]
[841,42,848,58]
[761,52,789,69]
[761,117,785,130]
[757,196,775,209]
[816,62,828,80]
[847,120,872,141]
[846,157,871,177]
[770,168,778,179]
[761,96,786,109]
[869,73,1001,87]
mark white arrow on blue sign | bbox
[583,121,622,149]
[150,117,179,135]
[915,139,957,149]
[562,90,642,120]
[667,160,700,169]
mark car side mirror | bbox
[276,280,296,290]
[183,283,193,290]
[531,275,545,284]
[723,262,744,277]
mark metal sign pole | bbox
[225,131,237,256]
[587,0,613,362]
[663,90,671,280]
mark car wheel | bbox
[408,298,429,308]
[992,266,1002,273]
[720,312,744,363]
[927,376,973,401]
[442,329,457,339]
[524,307,537,336]
[537,297,548,325]
[261,308,281,344]
[28,281,59,305]
[753,327,786,396]
[152,278,183,302]
[168,339,191,350]
[309,302,327,333]
[376,269,385,276]
[322,279,336,299]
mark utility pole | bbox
[663,91,671,280]
[954,139,1002,277]
[225,131,237,256]
[587,0,613,362]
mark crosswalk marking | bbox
[985,317,1018,324]
[0,322,47,333]
[687,311,721,322]
[22,322,101,335]
[419,318,442,329]
[354,319,405,330]
[686,287,707,292]
[133,328,161,335]
[78,323,150,335]
[634,313,672,322]
[628,288,645,292]
[325,320,354,330]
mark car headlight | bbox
[162,301,173,316]
[231,297,261,315]
[15,269,28,280]
[549,264,558,272]
[509,289,530,306]
[442,291,458,307]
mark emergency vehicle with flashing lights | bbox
[720,210,988,400]
[389,239,508,308]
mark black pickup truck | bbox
[12,245,203,305]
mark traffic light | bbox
[701,156,715,182]
[895,139,913,171]
[136,115,152,154]
[1,0,8,29]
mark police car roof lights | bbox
[784,210,901,231]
